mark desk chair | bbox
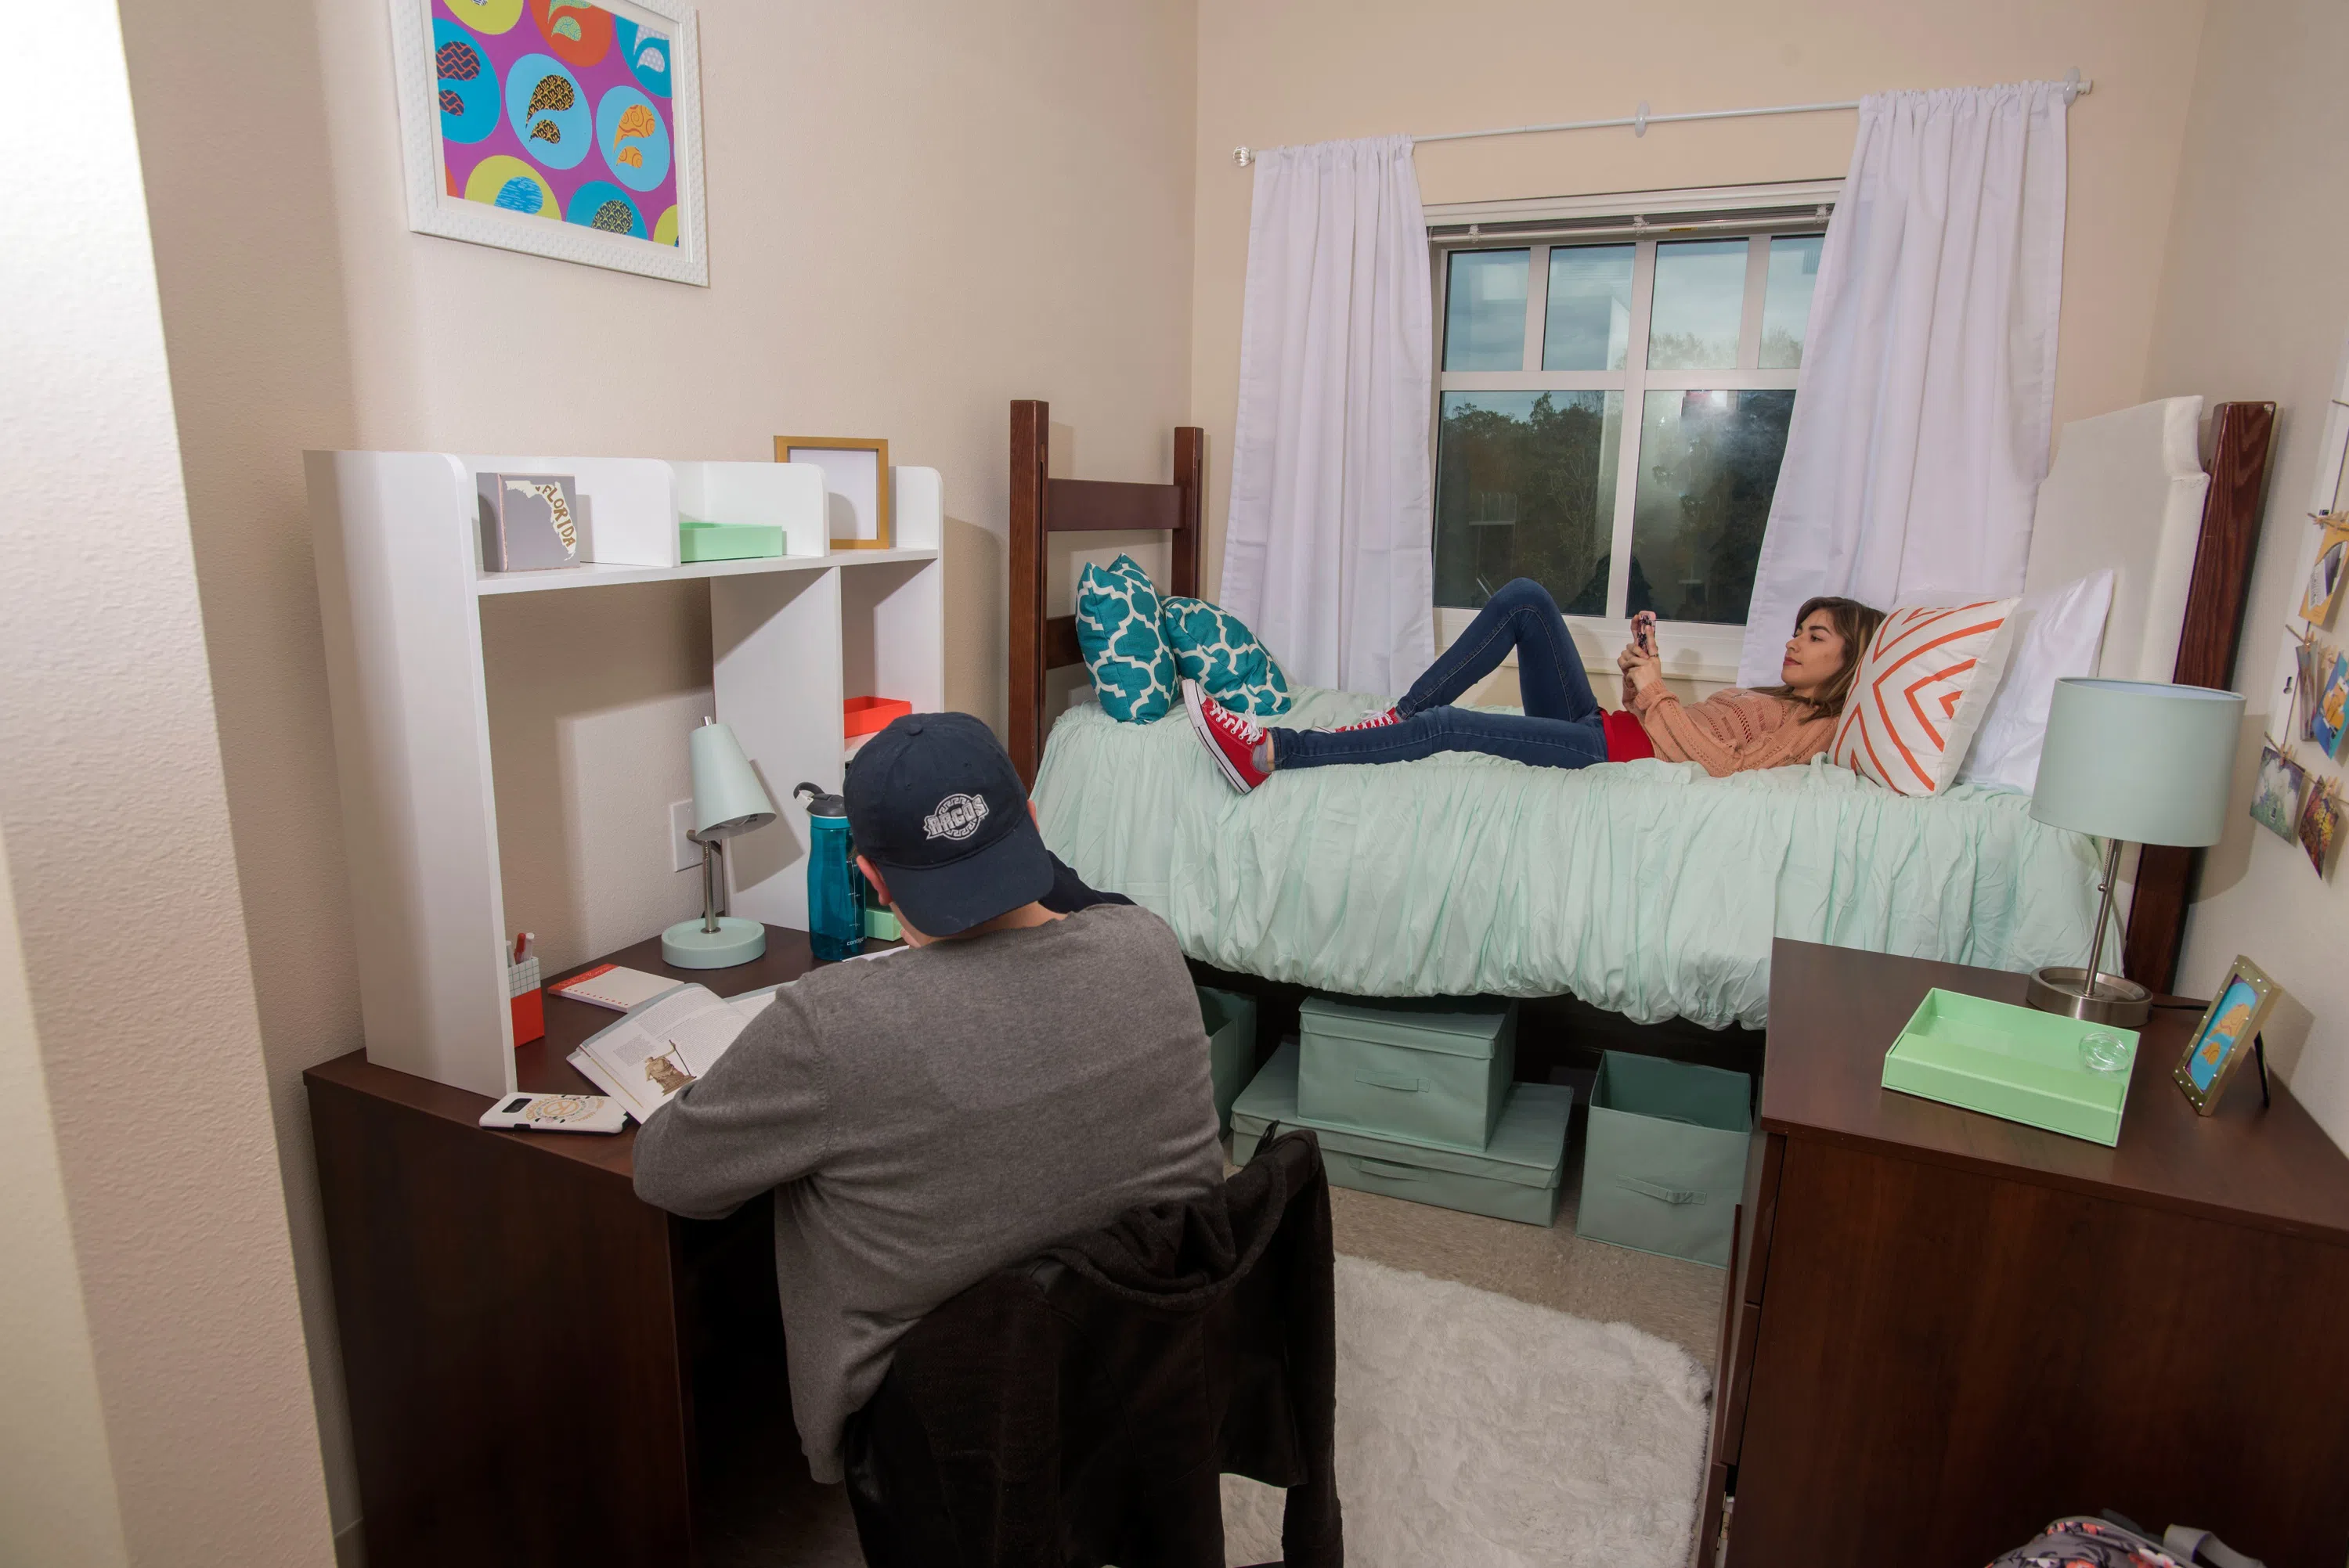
[842,1131,1343,1568]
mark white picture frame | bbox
[386,0,709,286]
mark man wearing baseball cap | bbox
[633,713,1225,1486]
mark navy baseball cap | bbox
[843,712,1053,937]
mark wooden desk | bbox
[306,926,878,1568]
[1702,939,2349,1568]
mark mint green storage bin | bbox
[1233,1044,1569,1227]
[1296,996,1516,1152]
[1196,986,1257,1134]
[679,519,785,561]
[1575,1051,1751,1267]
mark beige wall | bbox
[4,2,336,1562]
[117,0,1200,1532]
[2142,0,2349,1149]
[1189,0,2208,701]
[0,821,132,1568]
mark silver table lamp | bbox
[2026,678,2243,1026]
[662,719,778,969]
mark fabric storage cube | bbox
[1197,986,1257,1134]
[1233,1044,1569,1227]
[1576,1051,1752,1267]
[1297,996,1515,1152]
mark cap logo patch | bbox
[922,791,990,842]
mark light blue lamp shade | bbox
[2030,679,2244,848]
[665,719,777,970]
[688,720,777,841]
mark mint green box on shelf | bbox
[1576,1052,1752,1267]
[1296,995,1516,1152]
[1881,988,2138,1146]
[1233,1044,1570,1227]
[679,518,785,562]
[1197,986,1257,1134]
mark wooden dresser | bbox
[1702,939,2349,1568]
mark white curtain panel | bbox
[1736,83,2069,687]
[1220,135,1434,697]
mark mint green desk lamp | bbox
[2026,679,2243,1026]
[662,719,778,969]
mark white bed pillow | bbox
[1956,570,2115,794]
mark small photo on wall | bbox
[2300,783,2344,879]
[2304,525,2349,626]
[2297,638,2325,744]
[2311,647,2349,759]
[2250,744,2307,842]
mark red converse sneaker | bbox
[1327,705,1402,734]
[1183,680,1269,793]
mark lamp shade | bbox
[687,719,777,841]
[2030,679,2243,846]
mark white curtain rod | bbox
[1233,68,2090,168]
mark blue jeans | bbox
[1269,579,1611,772]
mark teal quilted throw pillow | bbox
[1160,596,1294,717]
[1074,555,1177,723]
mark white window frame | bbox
[1427,180,1840,683]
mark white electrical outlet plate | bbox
[669,800,698,874]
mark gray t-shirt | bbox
[632,903,1226,1482]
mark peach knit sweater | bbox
[1622,681,1836,778]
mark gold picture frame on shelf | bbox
[776,436,892,550]
[2172,955,2281,1117]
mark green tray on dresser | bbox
[1881,988,2138,1147]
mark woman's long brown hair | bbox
[1759,596,1885,719]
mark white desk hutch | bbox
[307,451,944,1099]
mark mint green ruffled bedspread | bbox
[1033,687,2101,1029]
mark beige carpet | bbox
[1324,1115,1729,1372]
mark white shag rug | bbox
[1221,1256,1712,1568]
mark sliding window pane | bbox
[1543,244,1636,370]
[1434,391,1621,614]
[1442,250,1530,371]
[1647,239,1747,370]
[1760,234,1824,369]
[1629,390,1795,624]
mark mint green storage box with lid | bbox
[1196,985,1257,1134]
[1233,1043,1569,1226]
[1575,1051,1752,1267]
[1296,995,1516,1152]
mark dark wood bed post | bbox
[1009,400,1050,788]
[1006,399,1204,789]
[2123,398,2278,993]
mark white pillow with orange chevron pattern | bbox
[1830,600,2021,796]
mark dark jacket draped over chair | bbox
[844,1130,1342,1568]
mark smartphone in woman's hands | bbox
[1631,611,1658,658]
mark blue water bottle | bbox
[794,782,866,961]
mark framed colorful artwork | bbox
[388,0,708,285]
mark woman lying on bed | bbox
[1183,578,1885,794]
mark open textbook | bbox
[568,946,906,1124]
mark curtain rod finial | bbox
[1633,100,1649,138]
[1234,146,1253,168]
[2062,67,2090,104]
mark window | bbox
[1431,189,1832,673]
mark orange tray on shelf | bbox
[844,696,913,739]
